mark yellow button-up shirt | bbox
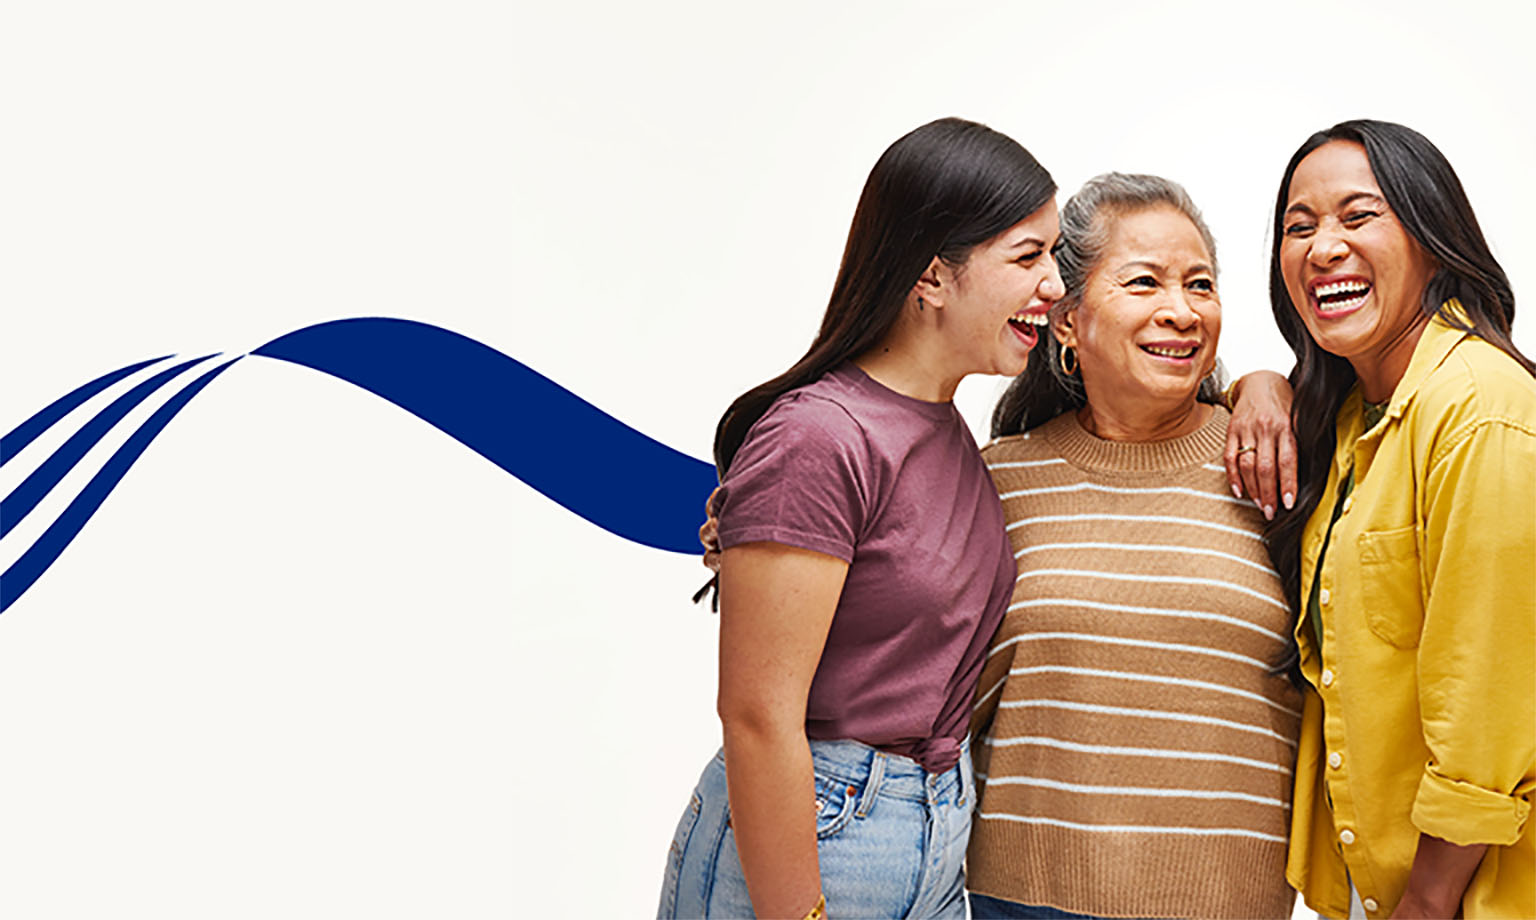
[1287,306,1536,919]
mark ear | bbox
[912,256,949,309]
[1051,307,1077,349]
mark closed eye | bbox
[1343,210,1380,226]
[1283,221,1315,237]
[1016,249,1043,264]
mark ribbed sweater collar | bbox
[1038,405,1229,473]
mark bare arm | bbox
[1224,370,1297,520]
[717,541,847,919]
[1388,834,1487,918]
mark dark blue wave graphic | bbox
[0,354,171,464]
[1,355,216,540]
[253,318,718,554]
[1,359,242,612]
[0,319,719,614]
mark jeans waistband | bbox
[806,736,970,803]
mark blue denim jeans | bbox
[968,893,1139,919]
[658,737,973,918]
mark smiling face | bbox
[1279,141,1437,390]
[1060,204,1220,418]
[937,198,1065,378]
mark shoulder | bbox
[981,430,1056,467]
[1412,336,1536,456]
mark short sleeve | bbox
[715,394,870,562]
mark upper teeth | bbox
[1145,345,1196,358]
[1012,312,1049,326]
[1315,281,1370,299]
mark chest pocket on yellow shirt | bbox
[1357,525,1425,649]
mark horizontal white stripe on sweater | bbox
[1006,597,1286,643]
[998,482,1253,508]
[1006,513,1262,540]
[975,813,1286,843]
[1015,569,1288,611]
[1202,463,1228,473]
[997,698,1297,748]
[982,774,1291,808]
[1004,665,1302,717]
[987,458,1069,471]
[1013,541,1279,576]
[986,631,1270,669]
[987,734,1292,774]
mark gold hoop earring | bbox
[1060,345,1078,376]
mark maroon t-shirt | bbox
[716,362,1014,773]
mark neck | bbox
[853,320,962,403]
[1350,312,1432,403]
[1077,392,1211,442]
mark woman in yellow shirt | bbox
[1264,119,1536,918]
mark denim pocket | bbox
[813,773,860,840]
[659,791,703,917]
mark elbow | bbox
[717,692,803,747]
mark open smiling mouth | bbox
[1008,312,1049,331]
[1313,280,1372,313]
[1140,344,1198,359]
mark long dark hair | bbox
[712,117,1056,475]
[1265,119,1535,660]
[991,172,1225,438]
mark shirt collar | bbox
[1379,299,1473,426]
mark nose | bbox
[1039,252,1065,302]
[1308,221,1349,268]
[1157,289,1199,331]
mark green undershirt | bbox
[1308,400,1389,643]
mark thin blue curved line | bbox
[0,355,217,540]
[253,318,718,554]
[0,355,173,466]
[0,358,242,614]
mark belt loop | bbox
[855,750,886,818]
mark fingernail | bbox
[1283,492,1295,509]
[1264,504,1274,520]
[1232,484,1242,498]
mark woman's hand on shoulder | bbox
[1224,370,1297,521]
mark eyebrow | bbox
[1004,234,1050,250]
[1284,190,1387,218]
[1116,260,1165,274]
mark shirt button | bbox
[1321,669,1335,687]
[1339,828,1356,845]
[1342,497,1353,513]
[1328,752,1343,769]
[1363,898,1379,912]
[1320,588,1332,605]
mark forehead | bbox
[996,197,1060,246]
[1287,140,1382,203]
[1099,205,1210,265]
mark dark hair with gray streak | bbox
[991,172,1226,437]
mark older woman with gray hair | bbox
[968,173,1301,919]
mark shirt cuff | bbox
[1411,764,1531,846]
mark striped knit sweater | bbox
[968,407,1301,920]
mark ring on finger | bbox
[1235,445,1258,456]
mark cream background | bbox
[1,1,1531,916]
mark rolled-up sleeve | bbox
[1412,417,1536,846]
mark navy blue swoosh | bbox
[1,355,216,540]
[0,355,172,465]
[253,318,718,554]
[1,358,242,612]
[1,318,718,614]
